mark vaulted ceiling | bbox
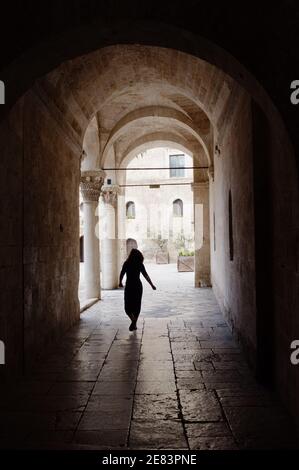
[34,44,243,172]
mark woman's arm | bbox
[141,265,156,290]
[119,262,127,287]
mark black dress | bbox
[120,261,148,319]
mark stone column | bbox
[193,181,211,287]
[117,187,127,274]
[80,170,105,299]
[101,184,120,289]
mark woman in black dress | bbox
[119,249,156,331]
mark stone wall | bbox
[0,100,24,377]
[22,91,81,370]
[211,90,257,365]
[268,115,299,429]
[105,148,195,263]
[0,90,81,375]
[211,89,299,430]
[0,34,298,430]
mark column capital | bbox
[80,169,106,202]
[101,184,120,206]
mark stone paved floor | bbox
[0,265,296,449]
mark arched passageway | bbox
[0,28,298,447]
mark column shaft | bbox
[80,170,105,300]
[193,181,211,287]
[83,201,100,298]
[101,185,120,289]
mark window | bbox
[228,190,234,261]
[126,201,136,219]
[173,199,183,217]
[169,154,185,177]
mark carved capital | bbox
[80,170,106,202]
[101,184,120,206]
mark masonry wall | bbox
[0,100,24,377]
[268,117,299,429]
[0,91,81,374]
[124,149,194,263]
[211,90,299,430]
[22,91,81,370]
[211,91,257,365]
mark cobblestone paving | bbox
[0,265,296,449]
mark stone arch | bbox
[0,18,298,433]
[100,106,211,168]
[121,132,197,164]
[117,134,204,181]
[0,18,289,144]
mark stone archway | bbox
[0,25,298,430]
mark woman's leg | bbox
[131,283,142,330]
[129,314,137,331]
[131,313,138,330]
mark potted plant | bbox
[175,234,195,272]
[155,236,169,264]
[177,249,195,272]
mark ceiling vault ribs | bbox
[100,106,212,168]
[40,44,238,170]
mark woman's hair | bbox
[126,248,144,265]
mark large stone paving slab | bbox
[139,360,174,370]
[74,429,128,448]
[179,390,223,422]
[177,379,205,391]
[133,394,180,420]
[137,368,175,381]
[92,381,135,395]
[135,381,176,394]
[223,406,296,449]
[0,265,296,450]
[188,436,238,450]
[129,421,187,449]
[85,395,133,412]
[48,381,95,395]
[78,410,131,430]
[186,416,238,450]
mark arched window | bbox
[173,199,183,217]
[126,201,136,219]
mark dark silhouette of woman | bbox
[119,249,156,331]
